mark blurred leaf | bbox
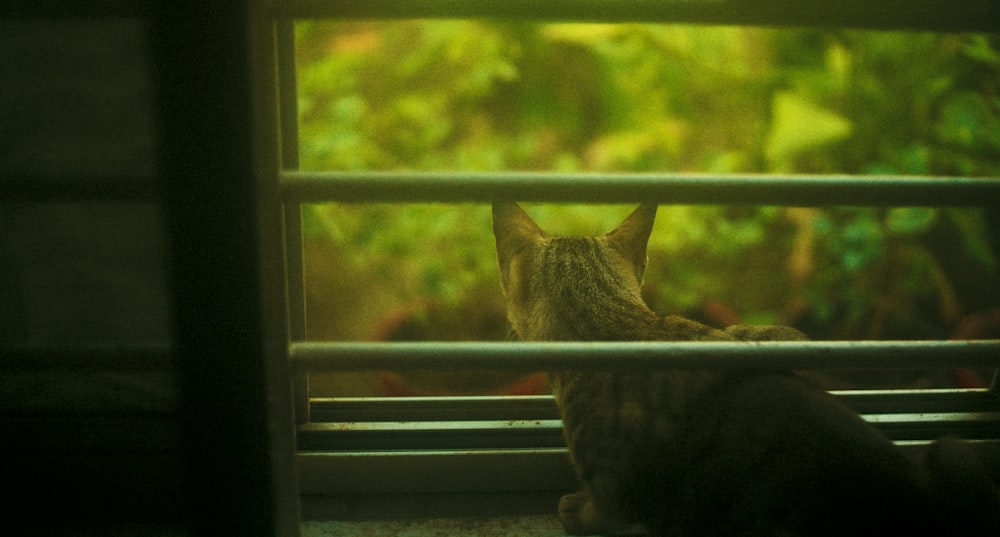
[962,35,1000,66]
[825,40,851,89]
[542,23,622,44]
[837,211,884,273]
[886,208,937,235]
[765,91,853,170]
[937,92,1000,151]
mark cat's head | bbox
[492,202,658,340]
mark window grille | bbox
[272,0,1000,523]
[2,1,996,535]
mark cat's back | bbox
[493,203,998,536]
[661,372,967,537]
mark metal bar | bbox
[271,0,998,33]
[298,419,566,451]
[291,340,1000,372]
[310,395,559,422]
[832,389,1000,414]
[0,344,172,371]
[284,204,308,419]
[277,18,301,173]
[310,389,1000,422]
[301,412,1000,448]
[862,411,1000,441]
[300,412,1000,448]
[288,205,311,424]
[864,411,1000,424]
[282,171,1000,207]
[276,18,312,426]
[304,419,564,432]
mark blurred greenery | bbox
[295,21,999,360]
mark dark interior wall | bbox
[0,18,184,533]
[1,7,299,534]
[0,18,166,347]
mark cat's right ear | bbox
[492,202,546,290]
[492,202,547,250]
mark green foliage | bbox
[765,91,852,171]
[296,22,999,342]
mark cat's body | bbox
[492,202,998,536]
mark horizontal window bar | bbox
[310,395,558,422]
[291,340,1000,372]
[831,389,1000,414]
[271,0,997,32]
[865,410,1000,425]
[298,392,1000,451]
[298,420,566,451]
[310,389,998,423]
[281,171,1000,207]
[300,412,1000,446]
[0,344,172,371]
[865,411,1000,441]
[299,412,1000,448]
[304,418,564,432]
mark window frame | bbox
[264,0,1000,523]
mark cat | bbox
[492,202,999,536]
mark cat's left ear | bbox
[606,204,657,281]
[492,202,547,289]
[492,202,547,251]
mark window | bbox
[8,2,994,536]
[273,1,1000,529]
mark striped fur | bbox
[491,202,998,536]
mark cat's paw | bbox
[559,491,644,536]
[559,490,602,535]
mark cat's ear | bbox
[492,202,547,290]
[492,202,547,250]
[606,204,657,282]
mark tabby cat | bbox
[492,202,998,536]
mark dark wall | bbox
[0,18,183,533]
